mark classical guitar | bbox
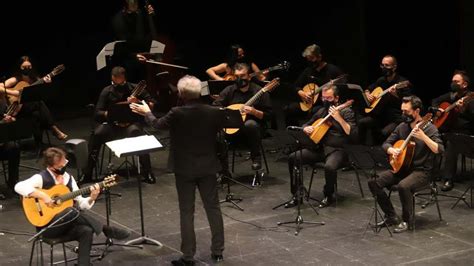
[22,175,117,227]
[432,92,474,129]
[7,64,65,105]
[364,80,410,113]
[309,100,354,144]
[224,78,280,134]
[389,113,433,174]
[299,74,348,112]
[223,61,290,81]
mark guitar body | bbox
[389,140,415,174]
[22,185,73,227]
[299,83,319,112]
[7,81,30,104]
[224,104,246,134]
[223,74,236,81]
[433,102,452,128]
[364,87,383,113]
[309,118,332,144]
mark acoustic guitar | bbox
[432,92,474,129]
[389,113,433,174]
[364,80,410,113]
[299,74,348,112]
[309,100,354,144]
[224,78,280,134]
[223,61,290,81]
[7,64,65,105]
[22,175,117,227]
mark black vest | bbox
[39,170,73,191]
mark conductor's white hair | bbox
[177,75,201,100]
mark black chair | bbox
[29,235,76,266]
[446,133,474,209]
[229,141,269,187]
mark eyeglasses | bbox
[380,64,394,69]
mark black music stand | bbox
[218,108,253,211]
[200,80,235,104]
[275,129,325,236]
[106,135,164,247]
[0,119,39,171]
[343,144,393,237]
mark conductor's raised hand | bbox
[130,100,151,116]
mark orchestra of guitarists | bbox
[1,6,474,265]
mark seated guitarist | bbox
[0,55,68,142]
[284,44,344,127]
[213,63,272,172]
[432,70,474,191]
[358,55,412,145]
[14,147,130,266]
[286,85,357,208]
[368,96,443,233]
[83,66,156,184]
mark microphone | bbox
[286,126,303,131]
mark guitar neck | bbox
[245,89,264,106]
[57,182,105,202]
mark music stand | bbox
[343,144,393,236]
[275,129,325,236]
[106,135,164,247]
[218,108,253,211]
[337,84,370,113]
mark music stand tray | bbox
[106,135,164,247]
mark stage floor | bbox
[1,117,474,265]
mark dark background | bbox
[1,0,473,118]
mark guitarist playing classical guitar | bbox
[14,147,130,266]
[0,55,68,142]
[213,62,272,171]
[286,85,357,209]
[431,70,474,192]
[368,96,443,233]
[358,55,412,145]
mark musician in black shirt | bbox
[83,66,156,184]
[368,96,443,233]
[213,63,272,171]
[286,85,357,208]
[285,44,344,127]
[358,55,412,145]
[431,70,474,191]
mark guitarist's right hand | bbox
[303,126,314,136]
[388,147,401,159]
[298,90,312,103]
[365,91,375,103]
[43,195,56,207]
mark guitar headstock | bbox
[101,174,118,188]
[262,78,280,93]
[395,80,411,89]
[276,61,290,71]
[50,64,66,77]
[337,99,354,110]
[419,112,433,129]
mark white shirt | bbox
[14,169,95,210]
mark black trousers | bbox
[175,174,224,260]
[221,120,262,170]
[368,170,429,224]
[86,122,151,178]
[0,141,20,189]
[41,207,103,266]
[17,101,55,143]
[288,148,347,197]
[442,140,459,181]
[358,115,397,145]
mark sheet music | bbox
[106,135,163,157]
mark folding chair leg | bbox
[62,243,68,266]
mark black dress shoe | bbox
[142,172,156,184]
[441,180,453,192]
[393,221,412,233]
[318,196,334,208]
[211,254,224,263]
[284,197,301,208]
[171,257,195,266]
[251,160,262,171]
[376,216,400,227]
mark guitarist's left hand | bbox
[43,75,52,83]
[89,184,101,201]
[329,106,343,123]
[412,126,427,141]
[242,106,256,115]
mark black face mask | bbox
[450,82,462,92]
[21,68,32,76]
[402,113,415,123]
[114,83,127,92]
[52,165,67,175]
[381,67,394,77]
[235,77,249,88]
[323,100,334,110]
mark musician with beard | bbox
[284,44,344,127]
[358,55,412,145]
[431,70,474,191]
[368,96,443,233]
[285,85,357,208]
